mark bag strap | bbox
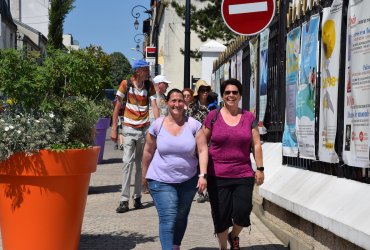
[210,107,221,131]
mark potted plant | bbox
[0,48,111,250]
[94,98,113,164]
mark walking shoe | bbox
[196,193,206,203]
[119,144,124,150]
[133,197,144,209]
[116,201,129,213]
[228,233,240,250]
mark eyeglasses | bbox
[224,90,239,96]
[198,87,209,93]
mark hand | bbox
[255,171,264,186]
[142,177,148,191]
[197,177,207,193]
[110,128,118,143]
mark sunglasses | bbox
[224,90,239,96]
[198,87,210,93]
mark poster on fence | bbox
[296,14,320,159]
[211,72,216,92]
[215,68,220,102]
[249,37,259,114]
[259,28,269,135]
[237,50,243,82]
[318,0,343,163]
[342,0,370,168]
[282,27,301,157]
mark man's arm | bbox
[151,98,160,119]
[110,96,122,142]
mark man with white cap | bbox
[153,75,171,117]
[111,59,159,213]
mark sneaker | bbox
[196,193,206,203]
[119,144,124,150]
[228,233,240,250]
[133,197,144,209]
[116,201,129,213]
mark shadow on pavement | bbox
[88,185,121,195]
[101,158,122,164]
[189,244,288,250]
[79,232,158,250]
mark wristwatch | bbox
[198,173,208,179]
[256,166,264,172]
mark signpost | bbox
[146,47,156,58]
[221,0,275,36]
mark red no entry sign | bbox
[221,0,275,36]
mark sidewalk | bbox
[78,135,287,250]
[0,133,287,250]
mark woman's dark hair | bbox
[166,88,183,102]
[220,78,242,96]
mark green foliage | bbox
[171,0,236,43]
[110,52,132,86]
[48,0,75,49]
[0,48,113,162]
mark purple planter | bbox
[94,117,111,164]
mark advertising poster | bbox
[211,72,216,92]
[258,28,269,135]
[318,0,343,163]
[282,27,301,157]
[237,50,243,82]
[249,37,259,114]
[296,14,320,159]
[342,0,370,167]
[215,68,221,101]
[231,55,237,79]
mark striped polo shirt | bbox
[116,79,156,128]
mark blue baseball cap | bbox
[132,59,150,70]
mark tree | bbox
[109,52,132,86]
[171,0,236,44]
[48,0,75,49]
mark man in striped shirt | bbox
[111,59,159,213]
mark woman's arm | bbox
[251,126,264,186]
[141,132,157,189]
[202,125,212,144]
[196,128,208,193]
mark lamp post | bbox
[184,0,191,89]
[131,4,158,76]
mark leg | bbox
[132,127,148,200]
[120,126,137,202]
[217,230,229,250]
[173,175,198,246]
[149,180,178,250]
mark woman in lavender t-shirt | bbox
[142,89,208,250]
[203,79,264,250]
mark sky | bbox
[64,0,151,65]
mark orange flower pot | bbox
[0,147,99,250]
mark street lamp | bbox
[131,5,152,30]
[131,48,145,59]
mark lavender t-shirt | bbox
[204,109,256,178]
[146,117,201,183]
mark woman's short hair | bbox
[166,88,183,102]
[182,88,194,97]
[220,78,242,96]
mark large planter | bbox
[94,117,111,164]
[0,147,99,250]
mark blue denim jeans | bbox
[148,175,198,250]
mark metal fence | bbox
[214,0,369,183]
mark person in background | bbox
[186,79,211,203]
[142,89,208,250]
[203,79,264,250]
[182,88,194,110]
[186,79,211,123]
[153,75,171,117]
[207,91,219,111]
[111,59,159,213]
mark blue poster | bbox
[296,14,320,159]
[283,27,301,157]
